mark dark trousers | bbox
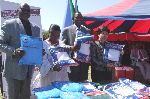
[91,67,112,83]
[68,61,89,82]
[6,77,31,99]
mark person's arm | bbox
[1,21,25,58]
[80,25,92,34]
[0,21,16,55]
[60,28,69,45]
[59,40,80,52]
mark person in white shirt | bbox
[40,24,79,87]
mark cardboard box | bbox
[123,66,134,80]
[114,66,134,81]
[114,67,126,81]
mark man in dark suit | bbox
[0,3,40,99]
[61,12,91,82]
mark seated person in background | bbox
[121,44,131,66]
[130,43,150,81]
[40,24,79,87]
[90,26,112,83]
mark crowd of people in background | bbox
[0,3,150,99]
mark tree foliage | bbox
[42,30,49,40]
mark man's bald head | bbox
[74,12,83,19]
[19,3,30,9]
[74,12,83,27]
[18,3,31,21]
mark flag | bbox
[70,0,75,19]
[74,0,79,13]
[63,0,75,28]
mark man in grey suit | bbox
[61,12,91,82]
[0,3,40,99]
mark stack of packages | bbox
[32,81,105,99]
[104,78,150,99]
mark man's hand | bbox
[12,48,25,58]
[70,43,80,51]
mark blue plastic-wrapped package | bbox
[74,30,93,63]
[48,46,78,67]
[33,85,62,99]
[75,30,93,44]
[34,89,62,99]
[19,34,43,65]
[51,81,85,92]
[103,42,124,63]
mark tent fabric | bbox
[108,33,150,42]
[83,19,150,34]
[83,0,150,41]
[83,0,150,17]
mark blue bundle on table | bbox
[104,78,149,99]
[51,81,85,92]
[33,85,62,99]
[32,81,94,99]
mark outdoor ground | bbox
[88,66,92,82]
[0,92,2,99]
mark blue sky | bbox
[5,0,122,30]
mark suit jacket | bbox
[0,18,40,80]
[61,24,91,46]
[90,41,107,71]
